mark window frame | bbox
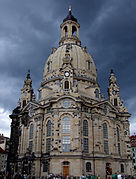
[104,140,109,154]
[64,80,70,90]
[62,117,71,134]
[116,127,120,141]
[83,138,89,153]
[43,161,49,172]
[83,120,88,137]
[62,136,70,152]
[114,98,117,106]
[86,162,91,172]
[29,124,34,140]
[72,25,77,36]
[29,140,33,152]
[46,138,51,153]
[47,120,51,137]
[103,123,108,139]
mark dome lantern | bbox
[59,7,81,46]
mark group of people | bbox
[0,174,135,179]
[108,174,135,179]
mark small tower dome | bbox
[59,7,81,46]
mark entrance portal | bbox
[63,161,69,177]
[63,166,69,177]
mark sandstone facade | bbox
[9,8,133,178]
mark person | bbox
[117,174,122,179]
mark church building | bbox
[8,8,133,178]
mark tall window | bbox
[29,124,34,139]
[29,141,33,152]
[83,138,89,153]
[104,140,109,154]
[64,26,68,36]
[43,161,49,172]
[118,143,121,155]
[86,162,91,172]
[47,120,51,137]
[62,136,70,152]
[116,127,120,141]
[29,124,34,152]
[46,120,51,153]
[46,138,51,153]
[114,98,117,106]
[83,120,88,136]
[47,62,50,72]
[103,123,109,154]
[64,81,69,90]
[95,89,99,98]
[83,120,89,153]
[103,123,108,139]
[88,61,91,70]
[117,127,121,155]
[62,117,70,134]
[72,26,77,36]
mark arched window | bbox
[72,26,77,36]
[103,123,109,154]
[62,117,71,134]
[64,26,68,36]
[64,81,69,90]
[95,89,99,98]
[47,120,51,137]
[29,124,34,139]
[116,127,120,141]
[86,162,91,172]
[103,123,108,139]
[83,120,88,136]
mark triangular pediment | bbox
[60,63,75,72]
[92,100,118,113]
[22,101,40,112]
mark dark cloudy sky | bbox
[0,0,136,137]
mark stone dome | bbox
[43,44,97,82]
